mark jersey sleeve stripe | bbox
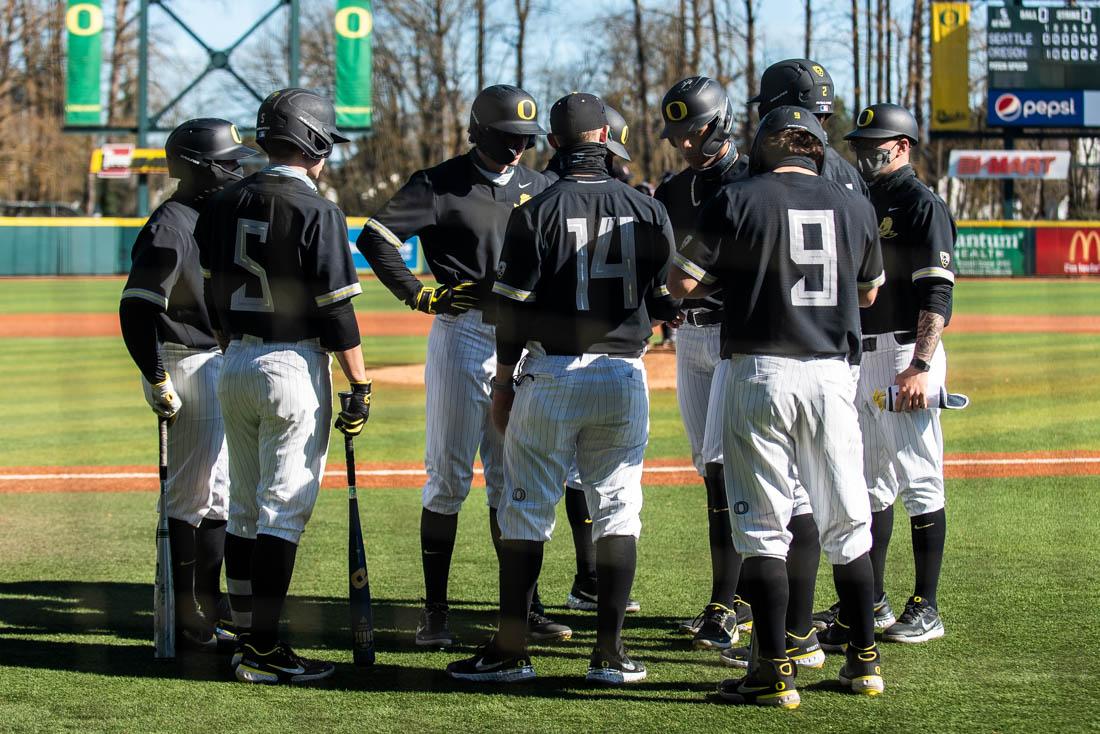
[314,283,364,307]
[120,288,169,309]
[200,268,211,279]
[364,218,406,249]
[911,267,955,284]
[672,253,717,285]
[654,284,671,297]
[858,271,886,290]
[492,281,535,302]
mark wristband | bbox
[491,378,515,393]
[909,357,931,373]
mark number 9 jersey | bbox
[677,172,884,361]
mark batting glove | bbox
[411,282,480,315]
[142,373,182,419]
[335,380,372,437]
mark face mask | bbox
[478,130,531,166]
[855,144,896,181]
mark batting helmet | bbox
[604,105,632,161]
[844,103,919,143]
[749,105,829,174]
[165,118,256,185]
[751,59,835,117]
[659,76,735,157]
[468,84,547,164]
[256,88,349,159]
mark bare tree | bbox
[865,0,872,104]
[476,0,485,91]
[851,0,862,112]
[631,0,653,178]
[742,0,756,146]
[690,0,702,73]
[804,0,812,59]
[709,0,724,84]
[514,0,531,87]
[884,0,892,99]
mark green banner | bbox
[65,1,103,126]
[955,226,1032,276]
[334,0,373,129]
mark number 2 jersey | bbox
[678,171,884,360]
[196,168,362,343]
[493,176,676,357]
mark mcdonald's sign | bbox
[1035,227,1100,275]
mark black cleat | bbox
[565,580,640,613]
[731,596,753,632]
[586,644,647,685]
[527,611,572,642]
[692,604,738,650]
[813,594,895,631]
[818,616,851,652]
[415,602,454,647]
[882,596,945,643]
[716,657,800,709]
[719,628,825,669]
[446,640,535,683]
[233,640,334,685]
[839,643,885,695]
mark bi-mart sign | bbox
[949,150,1071,179]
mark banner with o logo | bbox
[65,0,103,126]
[335,0,373,129]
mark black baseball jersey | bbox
[196,169,361,342]
[493,177,675,356]
[654,152,750,312]
[356,152,550,303]
[860,165,957,335]
[121,196,217,348]
[823,145,869,196]
[680,171,884,359]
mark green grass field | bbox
[1,278,1098,732]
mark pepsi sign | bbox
[987,89,1085,126]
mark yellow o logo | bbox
[858,108,874,127]
[334,7,373,39]
[665,101,688,121]
[516,99,537,121]
[66,3,104,36]
[230,125,242,144]
[620,125,629,145]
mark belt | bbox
[862,331,918,353]
[685,309,723,327]
[233,333,320,347]
[542,348,646,359]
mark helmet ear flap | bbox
[797,66,815,106]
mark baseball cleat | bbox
[716,657,800,709]
[719,628,825,669]
[731,596,753,632]
[233,640,335,685]
[813,594,895,632]
[565,583,641,614]
[818,616,850,652]
[882,596,945,643]
[415,602,455,647]
[446,641,536,683]
[812,601,839,631]
[586,644,647,685]
[838,643,885,695]
[692,603,738,650]
[527,611,572,642]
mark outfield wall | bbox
[0,216,1096,277]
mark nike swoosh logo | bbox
[739,685,770,693]
[272,664,306,674]
[518,182,532,189]
[914,523,934,529]
[888,207,901,212]
[474,658,501,672]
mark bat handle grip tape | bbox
[158,417,168,478]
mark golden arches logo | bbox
[619,125,629,145]
[665,101,688,121]
[1069,230,1100,263]
[516,99,537,120]
[66,3,104,36]
[858,108,875,127]
[335,7,373,39]
[230,125,242,144]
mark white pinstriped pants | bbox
[858,334,947,516]
[498,350,648,543]
[217,336,332,544]
[146,343,228,526]
[422,310,504,515]
[676,322,723,475]
[720,354,872,565]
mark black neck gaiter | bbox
[561,143,610,178]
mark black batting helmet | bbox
[845,103,919,143]
[468,84,547,164]
[256,88,349,159]
[749,105,829,174]
[604,105,632,161]
[165,118,256,184]
[751,59,835,117]
[659,76,735,157]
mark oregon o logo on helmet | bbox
[858,108,874,127]
[665,101,688,121]
[620,125,629,144]
[334,7,373,38]
[66,3,103,35]
[516,99,537,121]
[230,125,242,144]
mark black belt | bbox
[685,309,723,327]
[862,330,917,353]
[543,348,645,358]
[231,333,316,344]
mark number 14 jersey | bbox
[677,171,884,361]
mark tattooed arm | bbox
[893,310,946,411]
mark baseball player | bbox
[670,107,886,707]
[120,118,255,650]
[356,84,569,646]
[814,104,956,646]
[446,92,677,685]
[197,88,370,684]
[654,76,753,651]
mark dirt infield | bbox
[3,311,1099,339]
[1,451,1097,494]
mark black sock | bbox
[421,508,458,606]
[565,486,597,590]
[740,556,788,659]
[833,552,875,649]
[225,532,255,631]
[250,534,298,647]
[497,539,543,655]
[194,518,227,619]
[704,463,740,608]
[489,508,542,614]
[911,508,946,607]
[785,513,820,636]
[869,505,894,599]
[595,535,637,653]
[167,518,199,627]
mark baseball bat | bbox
[341,391,375,667]
[153,416,175,660]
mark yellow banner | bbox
[88,147,168,176]
[931,2,971,131]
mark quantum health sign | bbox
[955,226,1032,276]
